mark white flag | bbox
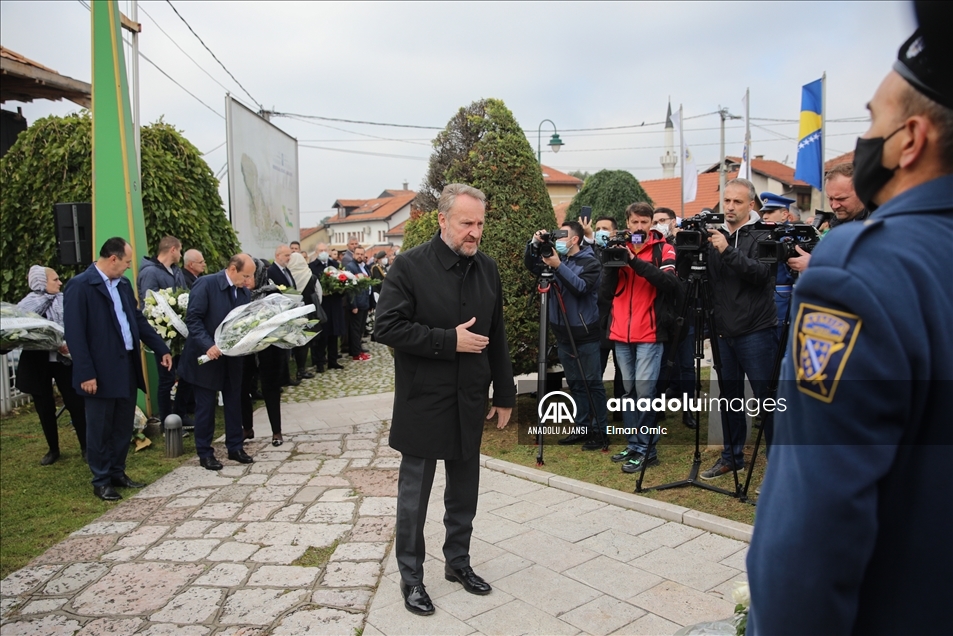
[671,108,697,203]
[739,92,751,180]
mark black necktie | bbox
[285,268,296,289]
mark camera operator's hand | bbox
[708,228,729,253]
[580,216,594,240]
[532,230,546,245]
[542,252,561,269]
[787,245,811,272]
[455,317,488,353]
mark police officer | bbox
[747,19,953,635]
[759,192,797,342]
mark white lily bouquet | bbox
[142,288,189,356]
[197,293,319,364]
[732,581,749,636]
[0,302,65,351]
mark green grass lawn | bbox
[481,381,764,527]
[0,402,226,579]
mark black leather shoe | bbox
[93,485,122,501]
[200,456,223,471]
[558,433,589,446]
[111,474,146,488]
[227,449,254,464]
[328,363,344,370]
[41,450,60,466]
[297,371,315,380]
[683,411,698,429]
[399,581,434,616]
[444,564,491,595]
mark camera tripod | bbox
[738,272,796,503]
[533,266,605,466]
[634,248,741,498]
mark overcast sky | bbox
[1,1,915,228]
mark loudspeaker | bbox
[53,202,93,266]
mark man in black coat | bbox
[64,237,172,501]
[178,253,255,470]
[374,183,515,616]
[309,244,345,371]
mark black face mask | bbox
[852,124,904,211]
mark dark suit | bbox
[345,260,372,356]
[309,260,344,368]
[267,262,296,289]
[64,264,170,487]
[178,270,249,458]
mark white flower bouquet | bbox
[142,288,189,356]
[197,293,319,364]
[0,302,65,351]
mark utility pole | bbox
[130,0,141,176]
[718,107,742,211]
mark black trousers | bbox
[193,363,243,458]
[348,308,368,356]
[31,359,87,454]
[85,355,137,487]
[395,453,480,585]
[239,348,283,435]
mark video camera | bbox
[532,229,569,259]
[674,209,726,252]
[812,210,835,230]
[600,230,643,268]
[755,222,820,263]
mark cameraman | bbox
[602,203,681,473]
[584,216,626,415]
[524,221,608,451]
[701,178,778,480]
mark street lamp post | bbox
[537,119,564,164]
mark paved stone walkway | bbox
[1,347,751,635]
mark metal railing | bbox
[1,351,32,415]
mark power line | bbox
[298,144,428,161]
[138,3,233,95]
[273,111,442,130]
[77,0,225,119]
[284,115,431,146]
[165,0,261,109]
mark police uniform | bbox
[760,192,797,340]
[747,174,953,634]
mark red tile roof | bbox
[825,151,854,170]
[384,219,407,237]
[327,190,416,224]
[299,226,320,240]
[541,165,583,186]
[553,202,571,225]
[641,171,732,218]
[721,156,810,187]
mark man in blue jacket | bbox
[525,221,608,451]
[748,24,953,635]
[64,237,172,501]
[178,253,256,470]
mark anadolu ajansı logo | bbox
[538,391,577,424]
[525,390,588,439]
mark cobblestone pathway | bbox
[280,341,394,403]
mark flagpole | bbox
[679,104,685,218]
[745,87,751,180]
[821,71,827,210]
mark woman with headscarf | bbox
[286,252,321,382]
[15,265,87,465]
[239,257,288,446]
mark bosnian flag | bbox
[794,79,823,190]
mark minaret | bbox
[660,99,677,179]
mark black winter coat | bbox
[705,220,777,338]
[374,233,516,460]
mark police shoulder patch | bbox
[793,303,862,402]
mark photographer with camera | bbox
[601,203,681,473]
[700,178,778,480]
[524,222,609,451]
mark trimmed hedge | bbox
[406,98,557,374]
[564,169,653,229]
[1,112,240,301]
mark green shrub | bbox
[564,169,653,229]
[407,98,556,374]
[1,112,240,301]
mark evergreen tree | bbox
[406,98,556,374]
[564,169,653,229]
[1,112,241,301]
